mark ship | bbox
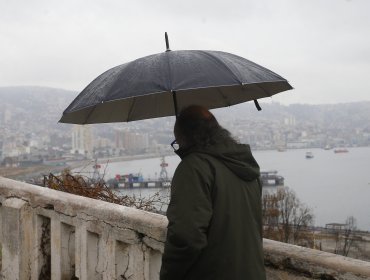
[43,157,67,166]
[334,148,349,153]
[305,151,314,159]
[260,170,284,187]
[106,156,171,189]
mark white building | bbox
[284,116,296,126]
[71,125,93,158]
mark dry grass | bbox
[43,169,168,213]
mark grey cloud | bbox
[0,0,369,104]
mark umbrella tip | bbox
[165,32,171,52]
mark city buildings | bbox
[115,129,149,154]
[1,87,370,167]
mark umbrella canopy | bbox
[60,35,292,124]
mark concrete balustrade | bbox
[0,176,370,280]
[0,177,166,280]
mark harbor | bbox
[85,147,370,230]
[6,147,370,230]
[102,156,285,190]
[105,156,172,189]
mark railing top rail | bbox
[264,239,370,277]
[0,176,168,241]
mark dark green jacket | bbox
[160,142,266,280]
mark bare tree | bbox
[342,216,357,256]
[262,187,315,246]
[292,203,315,245]
[334,216,357,257]
[262,193,280,240]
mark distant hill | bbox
[1,86,370,131]
[0,86,76,111]
[215,99,370,129]
[0,86,77,129]
[285,102,370,127]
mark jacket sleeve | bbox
[160,155,213,280]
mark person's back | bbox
[160,105,266,280]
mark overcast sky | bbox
[0,0,369,105]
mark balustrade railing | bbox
[0,176,369,280]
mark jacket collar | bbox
[174,145,195,159]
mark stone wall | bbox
[0,176,370,280]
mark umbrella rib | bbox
[127,97,137,121]
[216,87,232,107]
[164,52,178,114]
[82,105,98,125]
[254,83,273,98]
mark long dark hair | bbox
[174,105,237,149]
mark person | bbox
[160,105,266,280]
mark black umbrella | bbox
[60,33,292,124]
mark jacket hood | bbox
[175,141,260,182]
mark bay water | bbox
[78,147,370,230]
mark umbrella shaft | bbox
[172,90,179,118]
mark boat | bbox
[107,172,172,189]
[334,148,349,153]
[305,152,314,159]
[260,170,284,186]
[43,157,67,166]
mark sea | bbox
[76,147,370,231]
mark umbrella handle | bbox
[254,99,262,111]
